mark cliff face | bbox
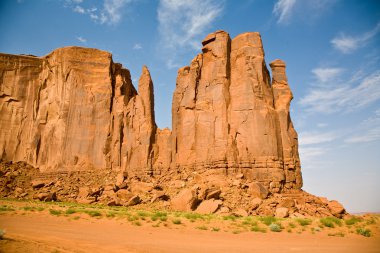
[171,31,302,193]
[0,47,159,175]
[1,31,300,193]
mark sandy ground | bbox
[0,212,379,253]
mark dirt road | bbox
[0,213,379,253]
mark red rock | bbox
[196,199,222,214]
[248,182,269,199]
[328,200,345,217]
[275,207,289,218]
[171,189,198,211]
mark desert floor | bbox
[0,200,379,253]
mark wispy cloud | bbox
[77,36,87,43]
[299,131,337,145]
[73,5,85,14]
[133,43,142,50]
[300,70,380,114]
[331,22,380,54]
[345,109,380,143]
[157,0,224,68]
[67,0,130,25]
[312,68,344,83]
[273,0,297,24]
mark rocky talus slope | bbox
[0,31,346,218]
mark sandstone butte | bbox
[0,31,346,218]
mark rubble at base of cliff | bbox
[0,161,346,219]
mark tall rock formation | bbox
[0,47,158,177]
[1,31,301,193]
[171,31,302,193]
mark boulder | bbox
[125,195,141,207]
[205,189,221,200]
[171,189,198,211]
[196,199,222,214]
[37,192,57,202]
[247,182,269,199]
[232,209,248,217]
[251,198,263,210]
[328,200,345,217]
[275,207,289,218]
[31,180,45,189]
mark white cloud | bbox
[73,5,85,14]
[317,123,328,128]
[68,0,130,25]
[331,22,380,54]
[312,68,344,83]
[101,0,130,25]
[299,131,337,145]
[77,36,87,43]
[300,70,380,114]
[157,0,224,68]
[345,109,380,143]
[133,43,142,50]
[273,0,297,24]
[299,146,327,161]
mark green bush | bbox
[251,225,267,233]
[259,216,278,226]
[269,223,282,232]
[320,217,342,228]
[49,209,62,216]
[356,228,371,237]
[0,205,15,212]
[84,210,102,217]
[345,216,362,225]
[172,219,182,225]
[296,218,312,226]
[65,208,77,215]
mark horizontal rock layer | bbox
[0,30,302,194]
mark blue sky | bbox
[1,0,379,213]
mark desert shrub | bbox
[260,216,277,226]
[251,225,267,233]
[127,215,139,221]
[288,222,296,228]
[320,217,342,228]
[49,209,62,216]
[345,216,362,225]
[65,208,77,215]
[196,225,208,230]
[211,227,220,232]
[296,218,312,226]
[232,230,241,234]
[172,219,182,225]
[84,210,102,217]
[22,206,35,211]
[269,223,282,232]
[151,211,167,222]
[106,211,116,218]
[137,211,149,217]
[328,232,345,237]
[223,215,237,221]
[356,228,371,237]
[184,213,204,220]
[0,205,15,212]
[133,221,142,226]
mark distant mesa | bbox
[0,31,346,217]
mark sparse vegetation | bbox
[0,205,15,212]
[269,223,282,232]
[328,232,345,237]
[211,227,220,232]
[49,209,62,216]
[356,227,371,237]
[172,219,182,225]
[320,217,342,228]
[84,210,102,217]
[296,218,312,226]
[260,216,277,226]
[344,216,362,226]
[251,225,266,233]
[196,225,208,230]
